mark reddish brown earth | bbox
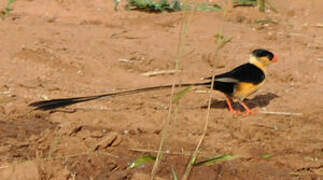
[0,0,322,179]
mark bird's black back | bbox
[215,63,265,84]
[210,63,265,96]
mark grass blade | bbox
[128,155,156,169]
[215,33,233,50]
[171,167,178,180]
[232,0,257,7]
[257,0,265,12]
[262,154,272,160]
[172,86,191,104]
[5,0,16,15]
[195,3,222,12]
[194,154,235,166]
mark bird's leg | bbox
[237,100,257,116]
[225,96,239,115]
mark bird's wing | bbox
[204,63,265,84]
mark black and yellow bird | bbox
[29,49,277,116]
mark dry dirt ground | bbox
[0,0,323,179]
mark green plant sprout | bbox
[126,0,182,12]
[128,155,156,169]
[1,0,17,18]
[125,0,221,13]
[232,0,267,12]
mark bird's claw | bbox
[229,109,240,115]
[240,109,257,117]
[230,109,257,116]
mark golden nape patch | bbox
[248,56,271,72]
[234,82,264,100]
[260,57,272,66]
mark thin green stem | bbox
[150,8,192,180]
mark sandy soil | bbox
[0,0,322,179]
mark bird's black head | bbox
[252,49,275,61]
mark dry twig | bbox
[260,111,303,116]
[142,69,180,77]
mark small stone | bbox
[94,133,118,150]
[69,125,83,136]
[90,130,104,138]
[111,136,122,147]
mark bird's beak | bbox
[272,56,278,62]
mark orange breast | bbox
[233,82,264,100]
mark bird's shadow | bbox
[201,92,279,111]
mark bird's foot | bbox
[229,109,240,115]
[240,109,258,117]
